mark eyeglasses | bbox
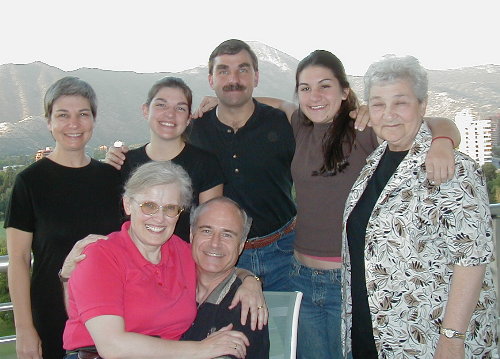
[132,199,183,218]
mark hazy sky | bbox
[2,0,498,76]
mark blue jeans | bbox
[290,255,343,359]
[237,220,295,291]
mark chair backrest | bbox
[264,291,303,359]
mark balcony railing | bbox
[1,205,500,356]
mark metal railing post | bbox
[489,204,500,319]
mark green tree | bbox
[0,168,19,221]
[483,163,497,182]
[0,272,13,331]
[492,175,500,203]
[0,229,14,335]
[0,155,32,168]
[492,146,500,158]
[483,163,500,203]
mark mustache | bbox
[222,84,246,91]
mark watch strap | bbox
[440,327,466,339]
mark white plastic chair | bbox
[264,291,303,359]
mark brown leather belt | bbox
[244,217,296,250]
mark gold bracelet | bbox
[243,274,261,282]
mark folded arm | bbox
[86,316,249,359]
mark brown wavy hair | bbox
[295,50,359,176]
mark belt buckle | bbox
[244,238,259,249]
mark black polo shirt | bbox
[187,99,296,238]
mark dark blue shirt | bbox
[187,100,296,238]
[181,275,270,359]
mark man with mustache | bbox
[186,39,296,291]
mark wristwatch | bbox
[440,327,466,339]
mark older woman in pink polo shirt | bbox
[63,161,257,359]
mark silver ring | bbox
[257,305,264,309]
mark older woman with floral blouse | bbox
[342,55,497,358]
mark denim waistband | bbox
[291,255,342,281]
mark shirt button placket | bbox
[227,127,240,175]
[154,269,162,287]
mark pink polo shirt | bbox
[63,221,197,350]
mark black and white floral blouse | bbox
[341,123,498,358]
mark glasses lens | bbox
[163,204,182,217]
[140,201,159,215]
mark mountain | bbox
[0,42,499,156]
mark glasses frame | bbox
[131,199,184,218]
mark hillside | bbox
[0,42,499,156]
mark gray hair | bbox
[123,161,192,209]
[363,55,428,103]
[44,76,98,119]
[190,196,253,242]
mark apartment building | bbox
[454,109,492,165]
